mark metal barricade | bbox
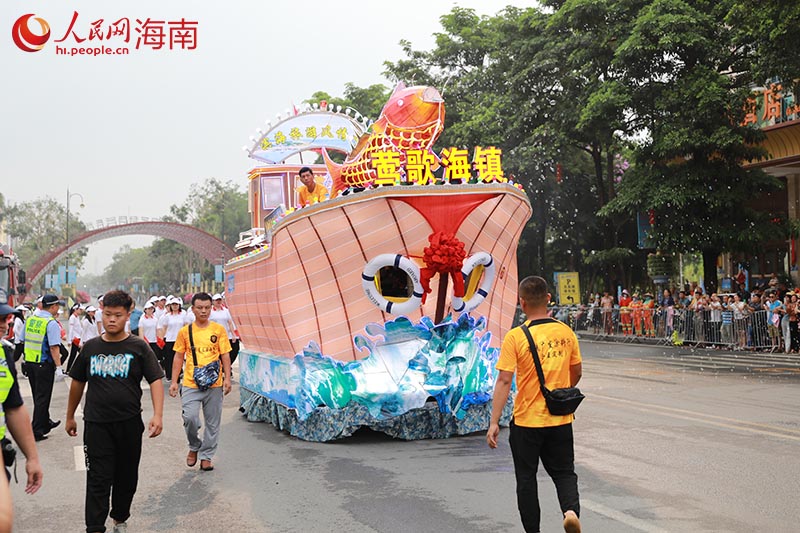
[669,308,775,350]
[550,304,784,353]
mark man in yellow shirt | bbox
[169,292,231,472]
[487,276,583,533]
[297,166,329,206]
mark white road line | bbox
[581,498,670,533]
[593,394,800,440]
[74,445,86,471]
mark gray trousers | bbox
[181,386,223,461]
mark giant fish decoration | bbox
[323,83,445,194]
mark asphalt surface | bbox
[11,341,800,532]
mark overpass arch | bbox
[28,221,236,284]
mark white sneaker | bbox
[112,522,128,533]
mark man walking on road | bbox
[66,290,165,533]
[169,292,231,472]
[487,276,583,533]
[21,294,64,441]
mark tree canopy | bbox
[380,1,800,293]
[3,196,88,275]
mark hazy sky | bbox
[2,0,536,275]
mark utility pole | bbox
[65,187,85,289]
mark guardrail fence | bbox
[546,305,790,351]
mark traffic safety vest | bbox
[24,315,53,364]
[0,351,15,440]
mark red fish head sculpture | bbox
[379,84,445,130]
[323,83,446,194]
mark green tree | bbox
[383,6,634,291]
[99,178,247,295]
[603,0,790,292]
[306,83,390,119]
[4,196,87,280]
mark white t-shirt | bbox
[13,316,25,344]
[210,307,235,338]
[68,314,82,342]
[81,317,100,344]
[138,315,159,343]
[732,301,748,320]
[158,312,186,342]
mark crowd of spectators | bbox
[561,276,800,353]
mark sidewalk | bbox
[577,330,799,353]
[577,331,800,375]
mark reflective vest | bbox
[0,348,15,440]
[24,315,53,364]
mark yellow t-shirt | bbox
[496,318,582,428]
[173,322,232,389]
[298,182,329,206]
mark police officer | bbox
[20,294,64,441]
[0,290,43,493]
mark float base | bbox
[239,387,513,442]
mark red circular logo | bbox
[12,14,51,52]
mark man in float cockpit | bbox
[297,167,329,207]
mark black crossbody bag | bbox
[188,324,221,391]
[520,319,585,416]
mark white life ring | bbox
[361,254,424,315]
[451,252,496,314]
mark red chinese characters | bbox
[52,11,197,50]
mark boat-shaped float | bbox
[229,85,531,441]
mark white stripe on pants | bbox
[181,386,223,461]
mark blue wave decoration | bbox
[239,313,500,424]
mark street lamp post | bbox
[66,187,85,288]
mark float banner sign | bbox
[251,112,364,165]
[557,272,580,305]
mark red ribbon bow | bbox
[419,231,466,304]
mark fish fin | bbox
[322,148,346,194]
[392,81,407,94]
[371,117,386,135]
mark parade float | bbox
[228,83,531,441]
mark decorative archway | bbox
[28,221,236,284]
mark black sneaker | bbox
[34,434,48,442]
[49,420,61,430]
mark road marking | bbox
[593,394,800,441]
[74,445,86,471]
[581,498,670,533]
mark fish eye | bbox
[397,99,404,106]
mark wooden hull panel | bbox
[226,184,532,362]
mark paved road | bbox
[11,342,800,532]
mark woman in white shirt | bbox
[157,297,185,382]
[80,306,99,346]
[64,304,83,371]
[138,302,161,364]
[210,294,240,368]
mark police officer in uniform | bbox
[0,289,43,493]
[20,294,64,441]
